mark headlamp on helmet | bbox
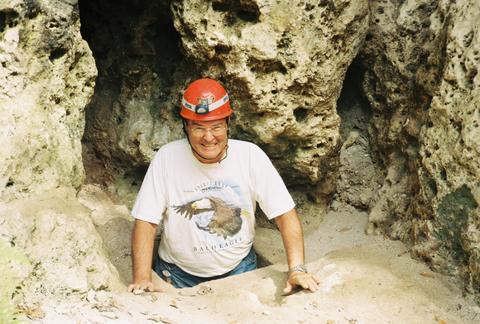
[180,78,233,121]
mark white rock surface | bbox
[0,0,96,202]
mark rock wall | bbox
[171,0,369,193]
[360,0,480,290]
[0,0,96,202]
[0,0,122,314]
[0,238,30,321]
[0,187,124,312]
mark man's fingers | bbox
[141,282,160,293]
[307,275,320,291]
[283,272,322,297]
[128,285,145,294]
[283,280,293,293]
[306,277,318,292]
[288,273,320,293]
[298,278,309,290]
[127,284,145,292]
[313,275,321,284]
[299,278,315,291]
[128,281,164,294]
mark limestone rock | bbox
[172,0,369,189]
[416,1,480,288]
[0,188,123,298]
[336,131,379,209]
[77,184,134,284]
[0,0,97,202]
[360,0,480,289]
[77,184,131,226]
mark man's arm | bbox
[275,208,320,294]
[128,219,164,293]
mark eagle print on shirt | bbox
[171,180,251,240]
[174,196,243,239]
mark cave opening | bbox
[78,0,188,206]
[337,58,372,145]
[334,58,383,211]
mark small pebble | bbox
[86,290,96,303]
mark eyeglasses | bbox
[189,125,227,137]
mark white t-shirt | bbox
[131,139,295,277]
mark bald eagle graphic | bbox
[174,196,243,239]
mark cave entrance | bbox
[78,0,186,204]
[337,59,372,144]
[334,58,382,211]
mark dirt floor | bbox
[27,198,480,324]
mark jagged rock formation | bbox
[0,187,124,312]
[0,0,113,316]
[171,0,369,193]
[0,0,96,202]
[81,0,369,197]
[359,0,480,290]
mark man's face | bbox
[185,119,228,163]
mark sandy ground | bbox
[27,201,480,324]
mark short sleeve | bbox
[131,152,167,224]
[250,144,295,219]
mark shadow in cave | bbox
[337,58,372,142]
[78,0,185,190]
[334,58,383,211]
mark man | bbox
[128,78,319,294]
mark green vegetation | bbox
[0,240,31,324]
[0,298,21,324]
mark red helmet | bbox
[180,78,233,121]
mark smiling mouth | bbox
[201,144,218,149]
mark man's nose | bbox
[203,130,215,140]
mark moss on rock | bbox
[435,185,478,261]
[0,239,31,323]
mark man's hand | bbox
[128,279,164,294]
[130,219,160,295]
[283,271,320,295]
[275,210,319,294]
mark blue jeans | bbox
[153,249,257,288]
